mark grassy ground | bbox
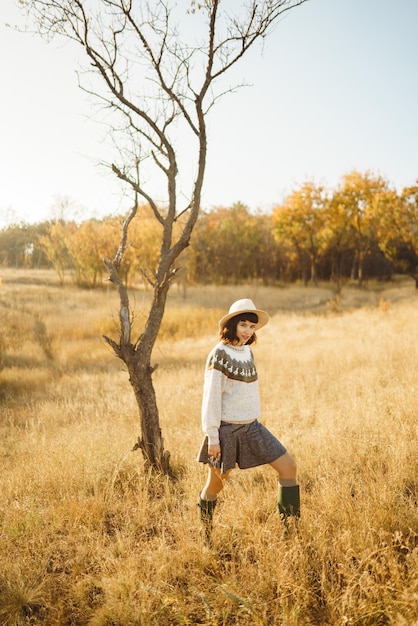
[0,269,417,625]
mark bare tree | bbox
[19,0,308,473]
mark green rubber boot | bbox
[278,484,300,520]
[198,497,217,544]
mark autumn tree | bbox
[67,219,116,287]
[333,171,389,288]
[252,211,284,284]
[376,184,418,287]
[191,203,263,283]
[273,182,327,286]
[19,0,308,472]
[324,188,354,291]
[123,205,169,289]
[0,223,45,269]
[37,220,76,285]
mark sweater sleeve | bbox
[201,359,224,446]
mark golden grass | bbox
[0,269,417,625]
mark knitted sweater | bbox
[201,341,260,445]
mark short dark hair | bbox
[220,312,258,345]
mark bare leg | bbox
[269,452,297,484]
[201,466,232,500]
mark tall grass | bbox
[0,269,417,625]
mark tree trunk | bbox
[103,253,173,473]
[358,250,365,289]
[104,326,171,473]
[129,360,170,473]
[331,253,342,293]
[350,255,358,281]
[310,256,318,286]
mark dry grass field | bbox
[0,269,417,625]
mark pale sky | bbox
[1,0,418,227]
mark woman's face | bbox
[236,319,257,345]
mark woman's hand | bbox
[208,443,221,459]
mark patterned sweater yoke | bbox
[208,345,258,383]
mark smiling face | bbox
[236,319,257,345]
[220,312,259,345]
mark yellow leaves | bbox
[187,1,204,15]
[271,170,418,285]
[36,205,163,288]
[272,181,327,248]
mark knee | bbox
[289,455,297,474]
[272,452,297,479]
[286,455,297,478]
[206,468,227,493]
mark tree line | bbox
[1,170,417,289]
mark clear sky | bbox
[1,0,418,227]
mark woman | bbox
[197,298,299,540]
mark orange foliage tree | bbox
[375,184,418,287]
[332,171,389,288]
[272,182,328,286]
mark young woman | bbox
[197,298,300,540]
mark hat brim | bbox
[218,308,269,331]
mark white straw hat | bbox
[218,298,269,330]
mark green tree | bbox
[0,222,48,269]
[193,203,260,283]
[253,212,284,284]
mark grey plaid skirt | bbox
[197,420,287,474]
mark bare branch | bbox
[210,1,308,80]
[103,256,132,345]
[120,1,200,136]
[140,268,157,289]
[113,203,137,270]
[111,163,164,225]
